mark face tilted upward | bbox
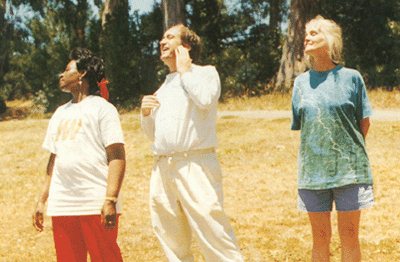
[59,60,81,93]
[159,26,183,62]
[304,23,329,57]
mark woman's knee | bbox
[313,228,332,245]
[339,225,359,242]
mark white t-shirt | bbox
[43,96,124,216]
[141,64,220,155]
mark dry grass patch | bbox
[219,93,292,111]
[1,113,399,261]
[368,88,400,109]
[218,89,400,111]
[2,88,399,121]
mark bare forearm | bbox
[38,154,55,203]
[106,159,126,198]
[105,144,126,198]
[38,176,51,203]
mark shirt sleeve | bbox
[180,65,221,110]
[42,113,57,154]
[354,72,372,122]
[141,114,155,141]
[291,78,301,130]
[99,103,125,147]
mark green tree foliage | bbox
[185,0,286,96]
[319,0,400,88]
[101,0,134,105]
[161,0,185,30]
[2,0,163,110]
[0,0,13,101]
[1,0,92,110]
[132,6,164,95]
[1,0,400,113]
[274,0,320,91]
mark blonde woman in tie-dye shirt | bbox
[291,16,373,261]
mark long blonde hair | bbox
[305,15,343,65]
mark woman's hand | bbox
[32,201,46,232]
[101,200,117,229]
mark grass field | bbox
[3,88,400,119]
[218,89,400,110]
[1,91,400,261]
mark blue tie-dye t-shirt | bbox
[291,65,373,190]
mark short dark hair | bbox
[173,24,202,62]
[69,48,105,95]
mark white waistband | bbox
[154,148,215,159]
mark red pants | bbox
[52,215,123,262]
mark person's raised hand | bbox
[141,95,159,117]
[175,45,192,75]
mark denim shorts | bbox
[298,184,374,212]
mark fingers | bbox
[101,210,116,229]
[103,214,117,229]
[176,45,189,57]
[141,95,160,116]
[175,46,192,74]
[100,209,105,225]
[32,212,44,232]
[101,202,117,229]
[141,95,160,109]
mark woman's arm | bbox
[32,153,55,232]
[101,143,126,229]
[360,117,370,138]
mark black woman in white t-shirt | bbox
[32,48,126,262]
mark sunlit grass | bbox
[218,88,400,111]
[4,88,400,121]
[1,111,399,261]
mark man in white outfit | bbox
[140,24,244,262]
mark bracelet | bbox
[105,196,118,203]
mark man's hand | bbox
[32,201,45,232]
[101,200,117,229]
[175,45,192,75]
[141,95,160,117]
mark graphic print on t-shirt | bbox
[55,119,82,141]
[291,66,373,190]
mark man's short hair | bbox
[172,24,202,62]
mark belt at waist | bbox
[154,147,215,160]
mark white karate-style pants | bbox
[149,149,244,262]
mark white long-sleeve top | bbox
[141,64,221,155]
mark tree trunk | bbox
[60,0,88,48]
[273,0,320,92]
[101,0,117,29]
[75,0,88,46]
[1,0,6,78]
[161,0,185,31]
[268,0,283,50]
[100,0,134,102]
[0,0,10,82]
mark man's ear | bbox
[182,43,191,51]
